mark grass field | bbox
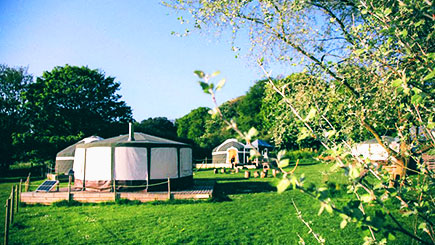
[1,160,412,244]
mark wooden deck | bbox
[21,185,214,205]
[194,163,233,169]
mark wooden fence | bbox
[4,179,22,245]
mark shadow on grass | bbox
[0,176,45,184]
[195,178,249,181]
[211,181,276,202]
[293,161,322,166]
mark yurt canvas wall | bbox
[73,133,193,191]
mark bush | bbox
[286,148,318,161]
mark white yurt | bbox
[55,136,103,175]
[73,126,192,191]
[352,136,399,161]
[212,138,251,164]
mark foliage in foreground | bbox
[167,0,434,243]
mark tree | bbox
[175,107,212,158]
[0,65,32,170]
[176,107,210,141]
[262,74,321,149]
[166,0,434,160]
[201,100,240,149]
[166,0,435,243]
[236,80,267,137]
[135,117,178,140]
[15,65,132,162]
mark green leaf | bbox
[198,81,210,94]
[277,150,286,160]
[340,219,348,229]
[423,69,435,81]
[426,53,435,60]
[361,194,373,203]
[349,166,360,179]
[258,57,264,65]
[303,107,317,122]
[247,127,258,139]
[325,130,336,138]
[324,203,333,213]
[415,20,425,28]
[194,70,205,79]
[418,222,427,231]
[297,127,311,142]
[278,159,290,168]
[384,8,392,16]
[318,205,325,216]
[391,79,402,87]
[208,108,218,118]
[210,70,220,77]
[215,78,226,91]
[411,94,422,104]
[277,178,290,194]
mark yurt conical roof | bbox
[212,138,246,152]
[79,132,188,147]
[56,136,103,157]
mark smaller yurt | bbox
[212,139,251,164]
[73,126,192,191]
[352,136,399,161]
[55,136,103,174]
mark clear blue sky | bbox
[0,0,292,121]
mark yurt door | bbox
[226,148,239,164]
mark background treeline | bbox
[1,63,328,173]
[174,78,324,159]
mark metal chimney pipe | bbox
[128,122,135,141]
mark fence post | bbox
[18,180,22,212]
[167,177,171,200]
[10,187,14,225]
[113,181,117,202]
[4,199,10,245]
[68,175,72,202]
[24,173,31,192]
[14,185,18,214]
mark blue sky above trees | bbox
[0,0,295,120]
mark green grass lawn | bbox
[1,161,413,244]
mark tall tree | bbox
[175,107,212,157]
[176,107,210,142]
[236,80,267,136]
[15,65,132,162]
[135,117,178,140]
[0,65,32,170]
[202,100,240,149]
